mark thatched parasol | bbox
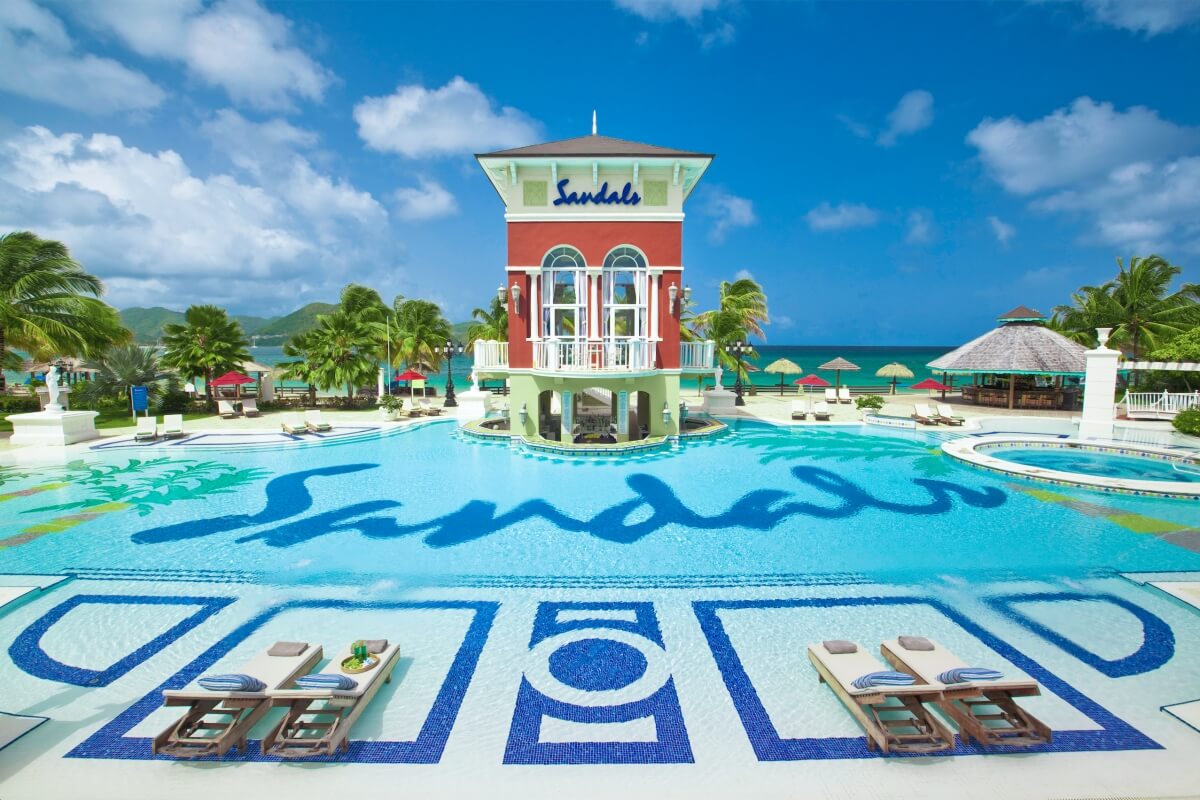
[819,357,860,391]
[875,362,913,395]
[764,358,801,395]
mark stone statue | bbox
[46,364,64,412]
[713,366,723,390]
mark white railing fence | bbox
[535,339,657,372]
[680,340,716,370]
[472,339,509,370]
[1122,390,1200,419]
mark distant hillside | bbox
[451,321,472,342]
[122,307,277,343]
[251,302,338,339]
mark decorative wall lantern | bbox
[518,402,528,424]
[497,285,506,304]
[510,282,522,315]
[683,285,691,303]
[662,401,671,423]
[668,283,679,315]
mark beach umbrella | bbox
[875,362,914,395]
[210,370,254,399]
[395,368,426,397]
[911,378,951,400]
[818,357,860,391]
[764,358,801,395]
[793,374,830,396]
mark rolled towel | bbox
[198,673,266,692]
[898,636,934,651]
[294,673,358,691]
[822,640,857,654]
[852,671,916,690]
[938,667,1004,684]
[365,639,388,654]
[268,641,308,657]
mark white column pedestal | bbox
[1079,333,1120,440]
[9,410,101,446]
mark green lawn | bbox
[0,410,213,433]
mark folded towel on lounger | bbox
[823,640,857,654]
[852,671,916,690]
[898,636,934,651]
[268,641,309,657]
[198,673,266,692]
[937,667,1003,684]
[294,673,358,691]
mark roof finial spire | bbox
[592,109,597,136]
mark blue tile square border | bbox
[692,595,1161,760]
[66,598,498,763]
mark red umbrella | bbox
[911,378,951,391]
[395,369,426,382]
[210,370,254,399]
[794,374,831,395]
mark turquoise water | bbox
[998,447,1200,484]
[731,345,956,393]
[1,420,1197,585]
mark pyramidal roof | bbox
[997,305,1047,322]
[928,323,1087,375]
[477,134,713,159]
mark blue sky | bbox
[1,0,1198,344]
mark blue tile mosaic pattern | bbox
[692,595,1161,759]
[504,601,694,764]
[10,594,234,687]
[66,598,498,763]
[984,592,1175,678]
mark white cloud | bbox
[700,20,736,48]
[613,0,724,22]
[0,0,166,113]
[966,97,1198,194]
[878,90,934,147]
[805,202,880,232]
[200,108,318,176]
[968,97,1200,254]
[987,215,1017,246]
[0,125,394,311]
[702,188,757,243]
[393,178,458,221]
[65,0,332,110]
[734,268,755,281]
[1072,0,1200,35]
[905,210,934,244]
[771,314,795,330]
[836,114,871,140]
[354,76,541,158]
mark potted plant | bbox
[854,394,885,419]
[380,394,403,420]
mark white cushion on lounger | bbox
[268,643,399,699]
[164,643,321,699]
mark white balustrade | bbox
[1122,390,1200,419]
[680,340,716,370]
[534,338,657,372]
[472,340,509,370]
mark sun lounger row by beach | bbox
[912,403,965,426]
[133,415,187,442]
[154,638,400,759]
[281,409,335,435]
[821,387,854,404]
[809,636,1050,754]
[791,399,833,420]
[218,398,261,418]
[396,398,442,417]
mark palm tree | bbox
[278,328,320,405]
[1053,255,1199,356]
[0,231,128,390]
[86,345,174,403]
[160,305,251,404]
[694,277,770,377]
[466,297,507,352]
[278,312,378,401]
[391,298,452,371]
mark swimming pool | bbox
[994,446,1199,484]
[2,419,1200,798]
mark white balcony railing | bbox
[472,340,509,370]
[1123,390,1200,420]
[680,340,716,371]
[535,338,657,372]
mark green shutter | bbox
[523,180,548,206]
[643,180,668,206]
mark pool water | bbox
[997,446,1200,484]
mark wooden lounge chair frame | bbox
[218,400,241,419]
[162,414,186,439]
[262,645,400,758]
[152,645,322,758]
[281,413,309,435]
[304,410,332,432]
[881,640,1051,748]
[808,645,954,755]
[811,402,832,421]
[935,404,965,426]
[790,400,807,421]
[420,399,442,416]
[134,417,157,442]
[241,398,262,418]
[911,404,940,426]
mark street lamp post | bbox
[441,340,464,407]
[725,340,747,406]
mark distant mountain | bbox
[122,307,278,343]
[251,302,338,340]
[451,321,472,342]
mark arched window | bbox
[541,246,586,338]
[602,246,647,341]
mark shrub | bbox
[1173,407,1200,437]
[855,394,885,411]
[0,395,39,414]
[156,389,192,414]
[380,394,403,412]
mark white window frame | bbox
[541,246,587,340]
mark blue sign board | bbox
[553,179,641,207]
[131,385,149,412]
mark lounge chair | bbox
[153,642,322,758]
[808,640,954,755]
[305,409,332,432]
[935,403,965,426]
[162,414,186,439]
[134,417,158,442]
[881,637,1051,747]
[218,399,240,419]
[912,403,940,426]
[791,399,808,420]
[403,398,422,417]
[281,412,308,435]
[812,401,832,421]
[824,387,838,404]
[419,398,442,416]
[838,386,852,404]
[263,641,401,758]
[241,398,261,417]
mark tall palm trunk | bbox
[205,367,213,404]
[0,327,6,391]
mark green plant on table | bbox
[855,394,885,411]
